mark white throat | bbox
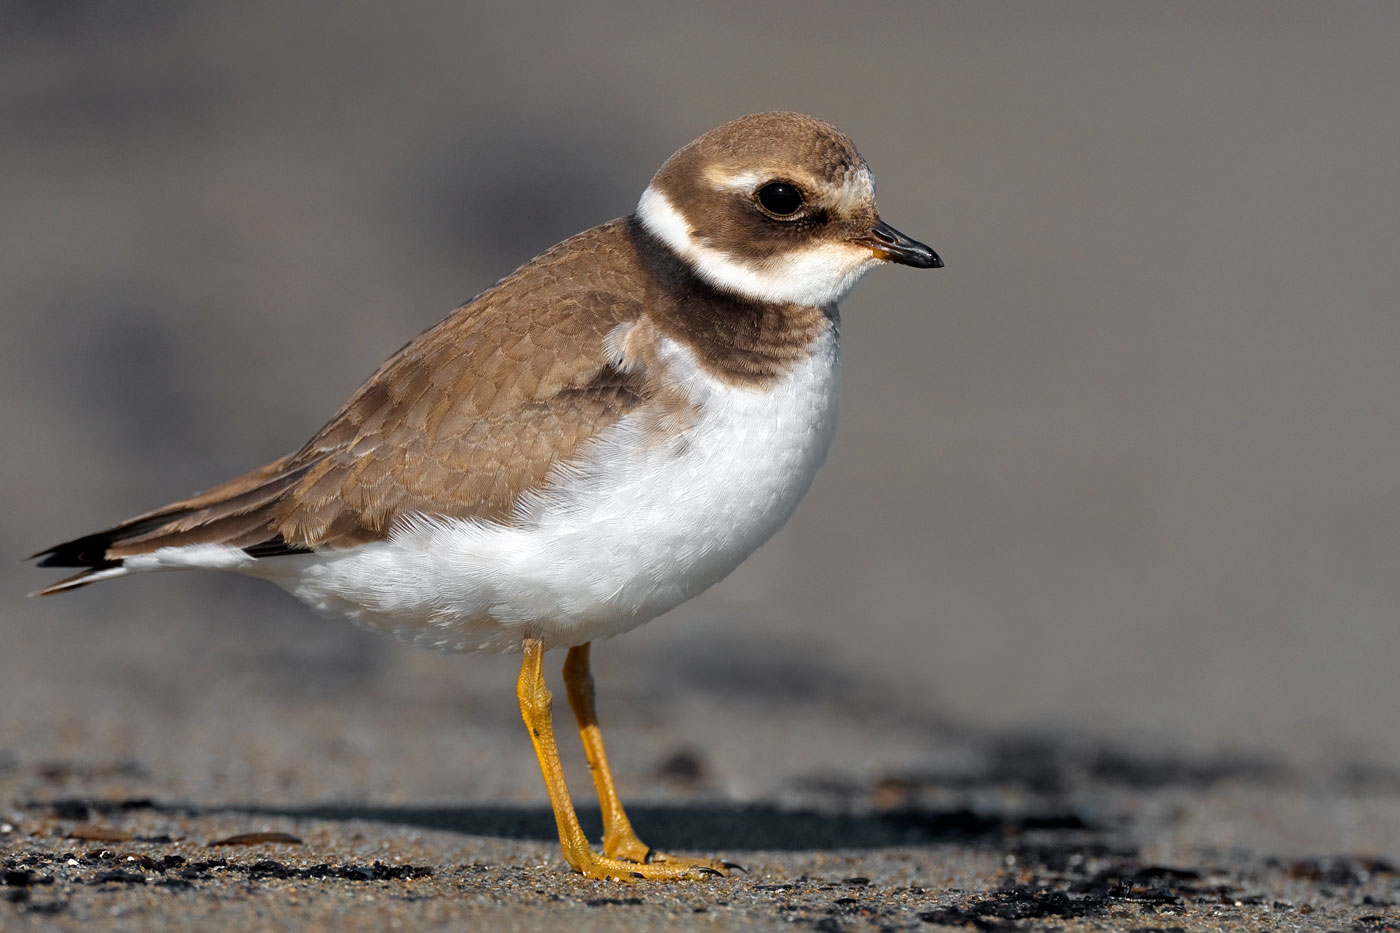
[635,185,879,307]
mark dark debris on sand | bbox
[3,742,1399,931]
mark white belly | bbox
[257,327,841,652]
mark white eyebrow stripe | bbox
[707,164,876,214]
[705,168,766,192]
[834,165,876,214]
[635,185,880,307]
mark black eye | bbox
[757,182,803,216]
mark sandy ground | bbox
[4,3,1400,930]
[3,712,1400,931]
[3,608,1400,930]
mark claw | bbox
[722,861,748,873]
[695,866,724,878]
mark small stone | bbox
[93,870,147,885]
[70,824,132,843]
[654,749,707,783]
[4,870,36,887]
[209,831,303,846]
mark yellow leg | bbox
[517,638,721,882]
[562,642,732,875]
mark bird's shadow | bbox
[29,730,1306,855]
[202,800,1091,853]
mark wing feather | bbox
[32,220,650,585]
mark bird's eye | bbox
[757,182,803,216]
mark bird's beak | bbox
[854,220,943,268]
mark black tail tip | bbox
[29,537,121,570]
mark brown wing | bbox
[33,219,650,579]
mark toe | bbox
[644,851,733,877]
[576,855,726,882]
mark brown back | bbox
[99,218,651,557]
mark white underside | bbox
[155,327,845,653]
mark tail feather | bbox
[31,565,131,597]
[31,509,196,568]
[30,457,317,596]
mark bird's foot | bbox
[601,834,736,877]
[567,848,727,882]
[636,851,738,875]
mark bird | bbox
[30,111,941,881]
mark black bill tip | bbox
[858,220,942,268]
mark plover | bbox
[32,112,941,881]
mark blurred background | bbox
[2,1,1398,808]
